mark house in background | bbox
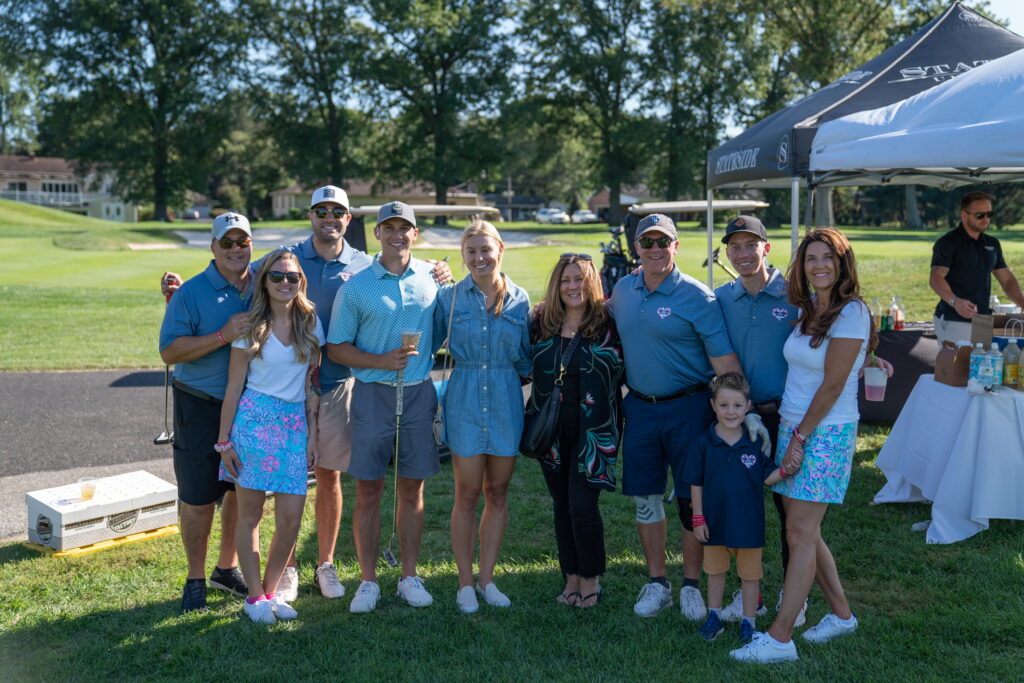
[481,192,545,222]
[270,179,483,218]
[587,185,659,222]
[0,154,139,222]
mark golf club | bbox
[154,281,175,445]
[382,368,403,568]
[701,246,739,281]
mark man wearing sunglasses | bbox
[159,211,255,613]
[607,213,746,621]
[930,191,1024,345]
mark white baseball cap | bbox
[211,212,252,240]
[309,185,350,210]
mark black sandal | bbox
[556,591,580,606]
[577,586,603,609]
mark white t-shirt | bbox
[233,319,325,403]
[780,300,869,426]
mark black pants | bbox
[541,423,606,579]
[756,407,790,574]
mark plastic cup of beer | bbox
[400,329,422,349]
[864,367,887,402]
[78,477,98,501]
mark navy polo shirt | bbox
[932,224,1007,322]
[715,268,798,404]
[609,267,733,396]
[264,236,373,391]
[683,425,773,548]
[159,260,251,399]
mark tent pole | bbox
[804,183,815,232]
[790,177,800,257]
[706,189,714,288]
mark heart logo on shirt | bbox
[657,307,671,319]
[339,272,352,282]
[772,307,789,321]
[741,454,757,469]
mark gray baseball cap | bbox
[310,185,349,210]
[377,201,417,228]
[211,211,252,240]
[722,215,768,244]
[635,213,677,240]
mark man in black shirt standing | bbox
[930,191,1024,345]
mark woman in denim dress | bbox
[434,221,532,613]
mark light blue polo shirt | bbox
[268,236,373,391]
[159,260,252,399]
[327,254,439,384]
[715,268,799,404]
[609,267,733,396]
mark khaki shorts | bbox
[316,378,354,472]
[703,546,763,581]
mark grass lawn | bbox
[1,425,1022,680]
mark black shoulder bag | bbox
[520,333,581,459]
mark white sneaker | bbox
[242,598,276,624]
[802,613,858,644]
[270,595,298,620]
[721,589,768,622]
[456,585,479,613]
[314,562,346,599]
[277,566,299,603]
[476,582,511,607]
[397,576,434,607]
[633,582,672,617]
[776,590,808,628]
[679,585,708,621]
[349,581,380,614]
[730,631,799,663]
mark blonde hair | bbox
[461,220,508,317]
[535,254,608,342]
[246,250,321,365]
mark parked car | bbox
[536,207,571,224]
[571,209,599,224]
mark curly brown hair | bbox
[786,228,877,352]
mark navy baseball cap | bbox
[722,215,767,244]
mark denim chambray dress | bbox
[434,274,532,457]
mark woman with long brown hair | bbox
[731,228,875,663]
[217,249,323,623]
[527,253,624,609]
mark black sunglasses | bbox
[267,271,301,284]
[637,237,673,249]
[973,211,994,219]
[313,207,348,219]
[560,252,593,261]
[217,236,251,249]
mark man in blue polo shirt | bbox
[608,213,744,620]
[327,201,442,614]
[159,212,254,613]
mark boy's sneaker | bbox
[775,590,808,627]
[679,585,707,621]
[270,595,298,620]
[349,581,380,614]
[397,576,434,607]
[209,566,248,596]
[802,613,858,644]
[181,578,208,614]
[739,619,755,644]
[729,632,799,663]
[698,611,725,641]
[314,562,345,599]
[243,598,276,624]
[720,590,767,622]
[277,566,299,603]
[633,581,672,617]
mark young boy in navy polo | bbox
[685,372,784,644]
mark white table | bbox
[873,374,1024,543]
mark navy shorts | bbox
[621,389,714,498]
[172,384,234,506]
[348,380,440,481]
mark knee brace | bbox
[634,494,665,524]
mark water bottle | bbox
[990,293,1000,311]
[894,296,906,331]
[989,343,1003,386]
[978,354,994,390]
[871,297,882,330]
[1003,338,1021,389]
[969,343,985,381]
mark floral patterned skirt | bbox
[219,388,308,495]
[771,417,857,504]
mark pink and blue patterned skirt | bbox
[219,388,308,495]
[771,416,857,504]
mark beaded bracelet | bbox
[213,441,233,453]
[692,514,707,527]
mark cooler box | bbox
[26,471,178,551]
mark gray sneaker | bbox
[633,582,672,617]
[679,585,707,621]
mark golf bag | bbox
[599,213,640,298]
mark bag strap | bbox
[553,333,582,387]
[435,282,459,420]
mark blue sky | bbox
[987,0,1024,34]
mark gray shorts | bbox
[349,380,440,481]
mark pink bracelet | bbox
[214,441,233,453]
[692,514,707,527]
[216,330,228,346]
[792,428,807,445]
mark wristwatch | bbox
[948,296,957,307]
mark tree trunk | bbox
[327,98,342,185]
[904,184,922,229]
[433,183,448,226]
[813,187,834,227]
[153,112,171,223]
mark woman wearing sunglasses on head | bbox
[527,253,624,609]
[433,221,532,614]
[216,249,323,624]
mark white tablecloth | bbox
[873,374,1024,543]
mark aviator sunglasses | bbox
[972,211,994,219]
[313,207,348,219]
[267,271,302,284]
[560,252,593,261]
[637,236,673,249]
[217,236,251,249]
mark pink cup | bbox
[864,367,887,402]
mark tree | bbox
[21,0,246,221]
[521,0,650,224]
